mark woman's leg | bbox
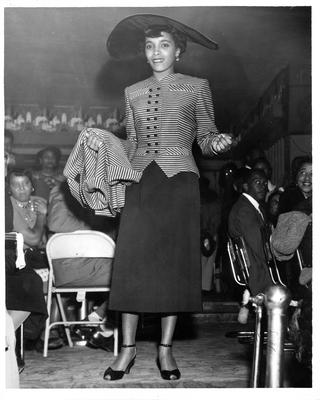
[108,312,138,371]
[159,314,179,371]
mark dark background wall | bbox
[4,6,311,130]
[4,6,312,191]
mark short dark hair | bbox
[252,156,272,174]
[292,156,312,182]
[243,168,267,185]
[36,146,61,163]
[7,167,34,187]
[140,25,187,57]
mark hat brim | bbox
[107,13,219,60]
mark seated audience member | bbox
[216,163,239,294]
[32,146,65,201]
[4,129,16,168]
[244,144,265,169]
[47,180,119,351]
[199,176,221,291]
[5,167,48,365]
[278,156,312,215]
[232,167,247,194]
[251,156,280,198]
[266,190,282,227]
[270,208,312,369]
[228,168,273,323]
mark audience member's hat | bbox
[107,13,219,60]
[271,211,311,259]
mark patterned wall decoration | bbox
[5,104,126,135]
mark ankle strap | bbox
[122,344,136,348]
[159,343,172,348]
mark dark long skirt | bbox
[108,161,202,313]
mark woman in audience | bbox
[32,146,65,201]
[5,167,48,362]
[278,156,312,215]
[266,190,281,227]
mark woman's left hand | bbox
[212,134,233,154]
[32,199,47,216]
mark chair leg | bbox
[20,324,24,360]
[113,311,119,356]
[56,294,73,348]
[43,293,52,357]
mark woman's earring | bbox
[175,56,180,61]
[31,188,35,192]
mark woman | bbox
[6,168,48,345]
[86,14,232,381]
[278,156,312,215]
[266,190,281,227]
[32,146,65,201]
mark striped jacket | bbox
[63,128,142,217]
[124,73,220,178]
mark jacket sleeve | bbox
[47,197,90,233]
[195,79,220,156]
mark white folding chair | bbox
[43,230,119,357]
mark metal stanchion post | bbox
[249,293,265,388]
[264,285,291,388]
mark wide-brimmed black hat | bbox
[107,13,219,60]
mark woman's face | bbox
[296,162,312,197]
[40,150,58,169]
[145,31,180,78]
[269,194,280,216]
[9,174,33,203]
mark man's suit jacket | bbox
[228,194,273,296]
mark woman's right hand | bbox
[33,198,47,216]
[86,131,102,151]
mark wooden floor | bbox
[18,313,312,391]
[5,290,312,399]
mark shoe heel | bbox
[125,356,135,374]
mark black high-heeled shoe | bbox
[158,343,181,380]
[103,344,136,381]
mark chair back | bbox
[227,234,250,286]
[46,230,115,261]
[260,224,287,286]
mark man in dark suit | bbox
[228,168,273,322]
